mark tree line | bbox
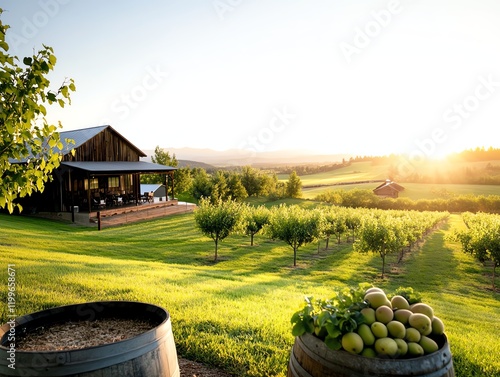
[315,188,500,214]
[142,146,303,202]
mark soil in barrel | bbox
[16,318,154,351]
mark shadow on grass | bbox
[397,221,460,290]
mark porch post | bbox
[87,173,91,212]
[170,171,175,200]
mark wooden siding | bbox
[63,128,143,162]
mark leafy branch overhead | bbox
[0,9,76,213]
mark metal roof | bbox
[9,125,146,162]
[140,184,164,193]
[61,161,176,174]
[59,125,108,152]
[59,125,146,157]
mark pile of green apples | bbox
[341,287,445,358]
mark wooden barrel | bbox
[0,301,179,377]
[288,333,455,377]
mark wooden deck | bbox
[89,200,196,228]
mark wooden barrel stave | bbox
[288,333,455,377]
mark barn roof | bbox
[59,125,146,157]
[373,180,405,193]
[61,161,176,175]
[10,125,146,163]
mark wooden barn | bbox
[16,125,176,214]
[373,180,405,198]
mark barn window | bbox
[108,176,119,188]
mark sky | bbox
[2,0,500,159]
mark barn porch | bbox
[51,161,176,213]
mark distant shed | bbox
[373,180,405,198]
[140,184,168,202]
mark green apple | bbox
[431,316,445,335]
[361,347,377,358]
[375,305,394,324]
[358,323,375,346]
[341,332,364,354]
[371,322,388,338]
[390,295,410,310]
[419,335,439,354]
[386,320,406,339]
[409,313,432,335]
[394,338,408,356]
[393,309,412,325]
[410,303,434,320]
[357,324,376,346]
[374,337,399,357]
[360,307,376,325]
[365,287,385,295]
[364,291,388,309]
[407,342,425,357]
[404,327,421,343]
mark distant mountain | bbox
[176,160,216,170]
[140,147,351,167]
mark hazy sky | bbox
[2,0,500,158]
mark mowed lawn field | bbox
[298,161,500,200]
[0,212,499,376]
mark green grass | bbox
[0,213,499,376]
[280,161,389,185]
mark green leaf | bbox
[23,57,32,65]
[324,335,342,350]
[291,322,306,337]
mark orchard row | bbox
[451,212,500,290]
[194,200,449,275]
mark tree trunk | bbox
[325,237,330,250]
[214,238,218,261]
[293,246,297,267]
[493,263,496,291]
[380,250,386,279]
[251,233,254,246]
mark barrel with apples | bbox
[288,284,455,377]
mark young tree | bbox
[242,204,270,246]
[191,168,212,200]
[0,11,75,213]
[354,216,405,278]
[266,205,322,266]
[194,198,243,261]
[174,166,193,195]
[240,166,260,197]
[286,171,302,198]
[210,170,229,202]
[142,146,178,184]
[225,171,247,201]
[322,206,347,248]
